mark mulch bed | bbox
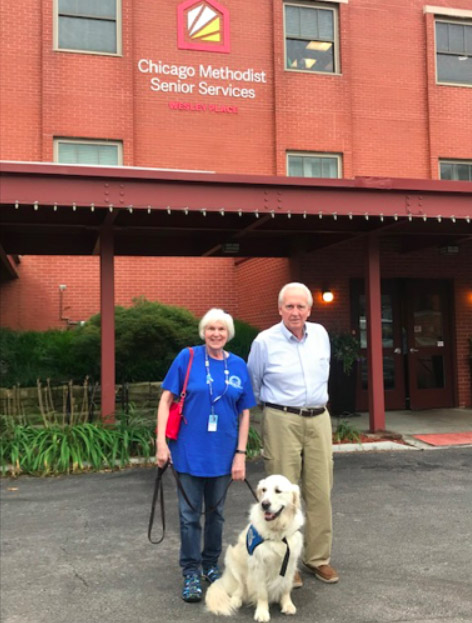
[333,432,408,445]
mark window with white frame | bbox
[284,2,339,73]
[287,153,341,178]
[55,0,121,54]
[436,19,472,85]
[439,160,472,181]
[54,139,123,165]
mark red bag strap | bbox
[178,347,194,407]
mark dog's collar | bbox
[246,525,291,577]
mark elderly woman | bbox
[156,308,256,603]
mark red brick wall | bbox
[0,255,237,330]
[235,258,294,328]
[0,0,42,161]
[3,1,471,175]
[0,1,471,405]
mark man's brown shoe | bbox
[293,570,303,589]
[304,563,339,584]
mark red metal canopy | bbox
[1,161,471,430]
[1,161,471,257]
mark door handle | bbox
[409,348,419,353]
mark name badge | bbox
[208,414,218,432]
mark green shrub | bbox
[74,298,200,383]
[0,328,78,387]
[229,319,259,361]
[329,331,360,375]
[0,299,260,386]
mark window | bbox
[55,0,121,54]
[54,139,123,165]
[436,19,472,85]
[287,153,341,178]
[439,160,472,181]
[284,2,339,73]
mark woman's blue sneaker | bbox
[203,566,221,584]
[182,574,202,602]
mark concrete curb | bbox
[333,440,416,452]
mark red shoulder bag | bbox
[165,347,194,440]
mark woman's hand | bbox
[156,390,175,468]
[231,452,246,481]
[156,440,171,468]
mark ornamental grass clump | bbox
[333,419,361,444]
[246,425,262,459]
[0,416,155,476]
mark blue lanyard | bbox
[205,348,229,413]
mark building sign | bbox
[177,0,230,54]
[138,0,267,113]
[138,59,267,100]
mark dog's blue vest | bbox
[246,524,290,576]
[246,524,264,555]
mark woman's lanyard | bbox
[205,348,229,431]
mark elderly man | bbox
[247,282,337,586]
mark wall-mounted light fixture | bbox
[322,289,334,303]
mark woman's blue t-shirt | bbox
[162,345,256,477]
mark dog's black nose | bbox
[261,500,271,511]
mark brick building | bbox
[0,0,471,416]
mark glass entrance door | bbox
[406,281,454,409]
[351,280,406,410]
[351,279,455,411]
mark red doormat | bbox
[412,432,472,446]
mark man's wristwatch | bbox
[235,449,247,455]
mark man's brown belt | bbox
[264,403,326,417]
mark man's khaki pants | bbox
[261,405,333,567]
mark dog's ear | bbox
[291,484,301,509]
[256,478,266,501]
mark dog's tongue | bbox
[264,511,276,521]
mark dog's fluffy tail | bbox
[205,578,236,616]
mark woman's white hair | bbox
[278,282,313,307]
[199,308,235,341]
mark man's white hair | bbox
[199,308,235,340]
[278,282,313,307]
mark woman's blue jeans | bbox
[176,472,231,577]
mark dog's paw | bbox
[230,595,242,610]
[281,601,297,615]
[254,607,271,622]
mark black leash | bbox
[147,462,169,545]
[147,461,258,545]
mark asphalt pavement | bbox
[1,448,472,623]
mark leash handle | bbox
[147,462,169,544]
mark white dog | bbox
[205,474,304,622]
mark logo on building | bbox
[177,0,230,54]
